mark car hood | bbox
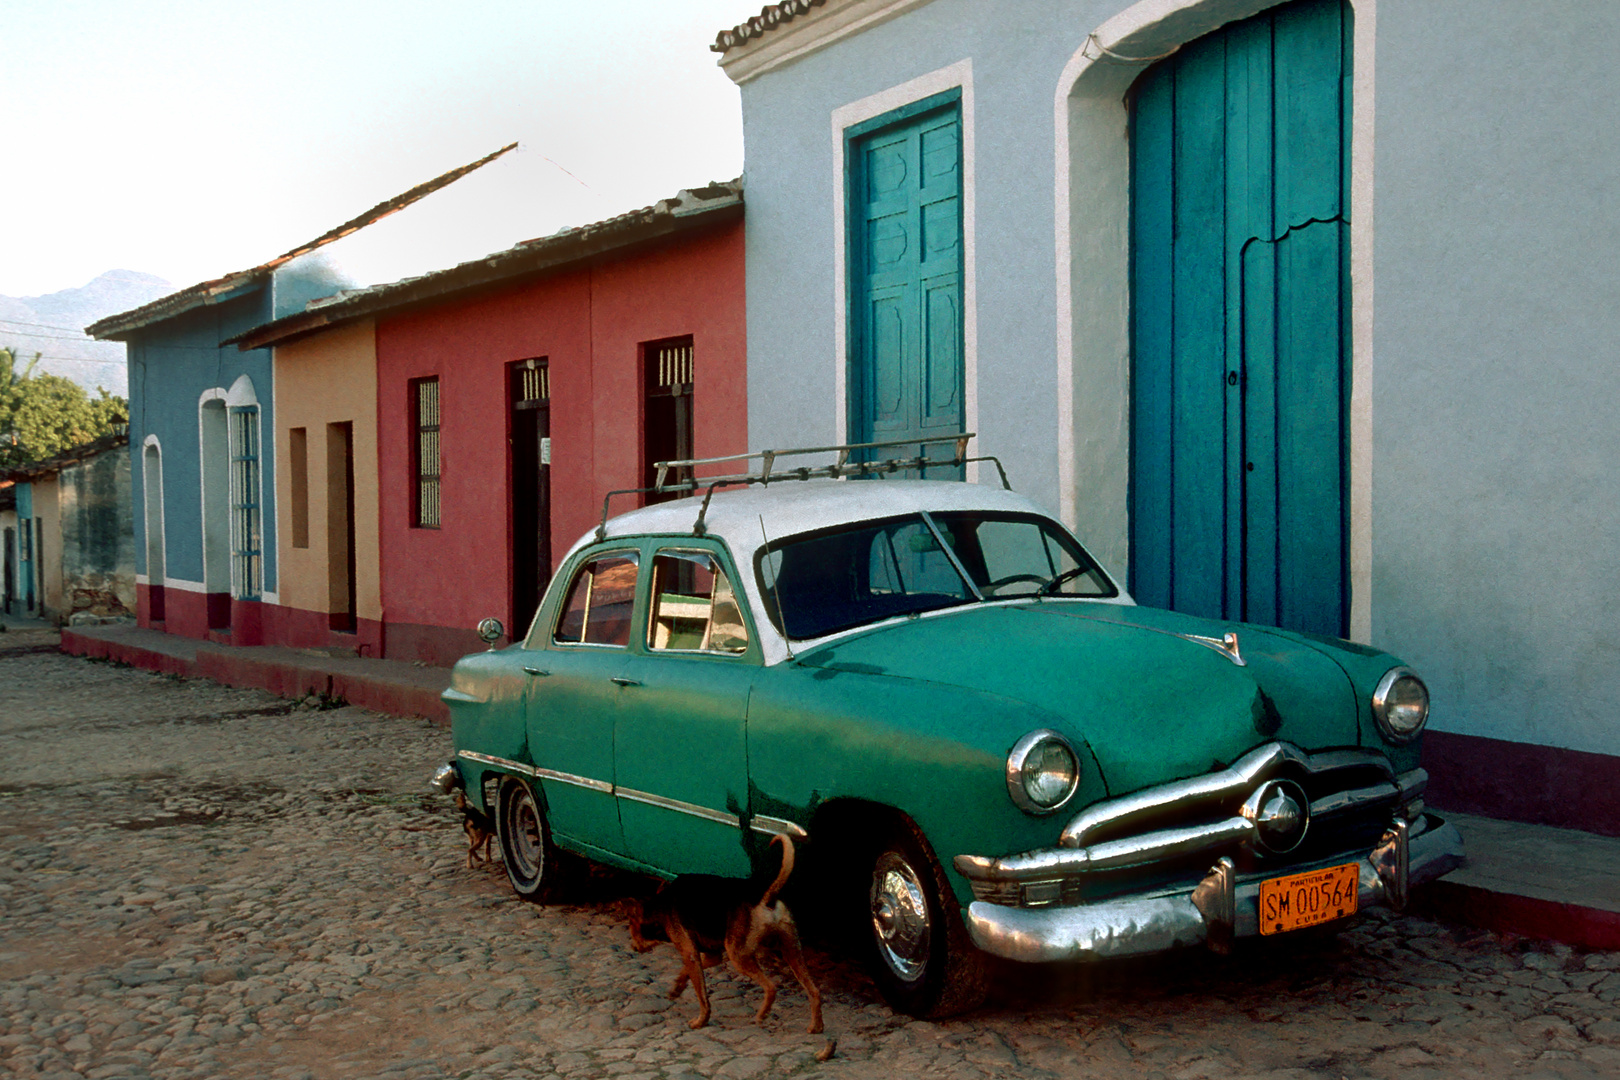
[793,601,1363,796]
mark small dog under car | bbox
[629,834,823,1033]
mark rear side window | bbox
[554,552,640,646]
[647,550,749,655]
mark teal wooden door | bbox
[848,91,964,474]
[1130,0,1350,636]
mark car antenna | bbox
[758,514,795,662]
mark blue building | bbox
[715,0,1620,834]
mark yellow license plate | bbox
[1258,862,1359,935]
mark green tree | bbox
[0,346,129,468]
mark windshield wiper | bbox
[1038,567,1086,597]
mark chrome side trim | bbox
[616,786,740,828]
[750,814,810,840]
[535,766,613,794]
[458,750,536,777]
[1060,741,1394,849]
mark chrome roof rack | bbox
[593,433,1011,540]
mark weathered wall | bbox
[375,220,747,665]
[272,320,382,651]
[58,447,136,618]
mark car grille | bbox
[960,741,1425,909]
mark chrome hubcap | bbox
[870,852,930,982]
[509,789,544,881]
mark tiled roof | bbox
[0,429,129,483]
[228,180,743,352]
[85,144,517,341]
[712,0,827,53]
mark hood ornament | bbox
[1182,631,1246,667]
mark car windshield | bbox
[756,511,1116,640]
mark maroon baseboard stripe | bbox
[1416,880,1620,952]
[1424,730,1620,839]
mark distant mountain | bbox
[0,270,174,397]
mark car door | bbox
[613,542,757,877]
[524,545,641,858]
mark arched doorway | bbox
[1128,0,1351,636]
[142,438,166,623]
[199,395,232,629]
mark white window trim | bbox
[1053,0,1375,641]
[831,57,978,480]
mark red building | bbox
[238,183,746,665]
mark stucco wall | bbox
[58,447,136,618]
[33,476,63,619]
[273,320,382,628]
[375,220,747,663]
[1367,0,1620,758]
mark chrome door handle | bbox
[610,676,641,687]
[522,667,549,677]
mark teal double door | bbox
[1130,0,1352,637]
[847,90,964,474]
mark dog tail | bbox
[760,834,795,907]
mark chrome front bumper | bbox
[961,815,1464,964]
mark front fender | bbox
[745,663,1104,906]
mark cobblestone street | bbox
[4,638,1620,1080]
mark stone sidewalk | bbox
[53,622,1620,955]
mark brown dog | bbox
[454,792,496,868]
[630,835,823,1033]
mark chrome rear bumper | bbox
[961,815,1464,964]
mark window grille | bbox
[517,362,549,405]
[228,405,263,600]
[414,377,441,528]
[654,342,694,390]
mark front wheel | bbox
[863,818,988,1017]
[497,777,554,901]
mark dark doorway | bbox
[327,422,357,633]
[3,526,13,614]
[510,359,552,637]
[643,338,694,501]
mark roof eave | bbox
[230,190,743,352]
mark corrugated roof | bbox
[712,0,827,53]
[0,429,129,483]
[85,143,518,341]
[228,180,743,352]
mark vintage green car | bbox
[435,460,1463,1017]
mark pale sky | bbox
[1,0,754,298]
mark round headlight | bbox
[1372,667,1429,744]
[1006,730,1080,814]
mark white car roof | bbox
[543,479,1123,666]
[561,478,1061,567]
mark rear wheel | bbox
[497,777,554,901]
[862,817,988,1017]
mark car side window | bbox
[647,550,749,655]
[553,551,640,647]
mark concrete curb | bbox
[61,626,451,724]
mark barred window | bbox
[228,405,263,600]
[413,377,441,528]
